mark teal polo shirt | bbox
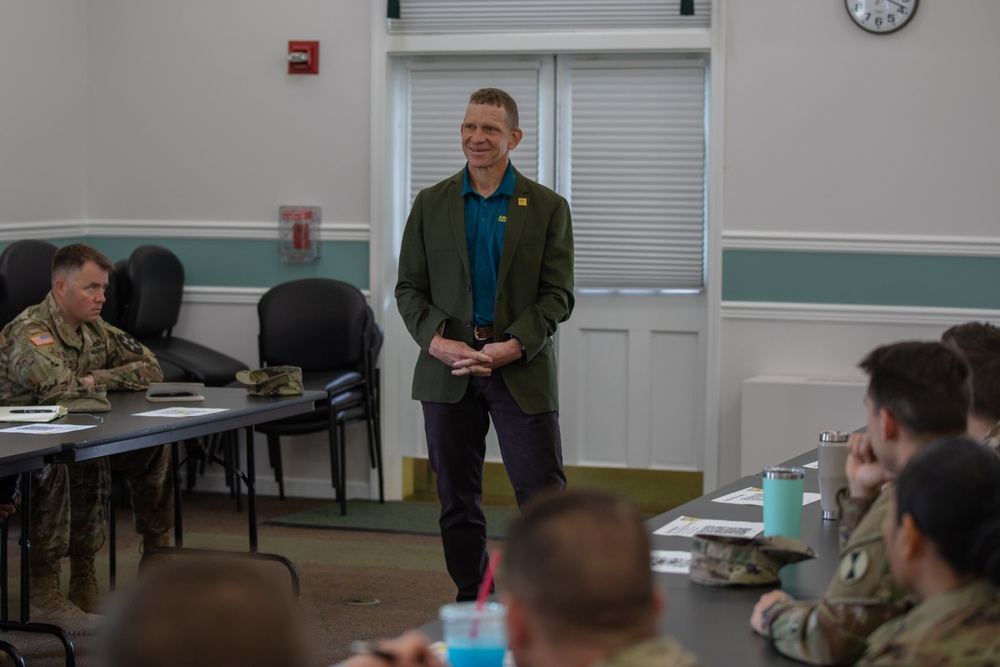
[463,162,515,326]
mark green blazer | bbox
[395,167,574,414]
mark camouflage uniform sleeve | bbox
[763,493,913,666]
[836,487,877,549]
[88,324,164,391]
[5,322,113,412]
[598,637,705,667]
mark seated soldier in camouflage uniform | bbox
[750,341,970,665]
[858,436,1000,665]
[941,321,1000,451]
[346,489,704,667]
[0,243,173,634]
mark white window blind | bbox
[404,55,707,292]
[407,62,541,205]
[561,58,706,290]
[388,0,711,34]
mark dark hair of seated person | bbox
[941,322,1000,422]
[859,341,970,439]
[894,436,1000,585]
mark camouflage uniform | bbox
[596,637,704,667]
[761,487,915,665]
[858,579,1000,666]
[0,292,171,566]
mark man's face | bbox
[864,391,894,469]
[54,260,108,327]
[461,103,522,172]
[881,491,913,592]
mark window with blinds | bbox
[559,58,706,291]
[404,54,707,292]
[388,0,712,34]
[407,62,542,202]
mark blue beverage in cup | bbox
[447,646,507,667]
[762,467,806,538]
[440,601,507,667]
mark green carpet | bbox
[264,499,520,538]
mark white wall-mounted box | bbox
[740,375,867,477]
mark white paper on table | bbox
[0,423,97,434]
[803,460,819,469]
[712,487,821,507]
[651,550,691,574]
[133,407,230,418]
[653,516,765,539]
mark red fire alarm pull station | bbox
[288,41,319,75]
[279,206,321,263]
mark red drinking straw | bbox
[470,549,503,638]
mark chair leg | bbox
[372,416,385,504]
[339,419,348,516]
[108,483,118,591]
[266,433,285,501]
[231,434,243,512]
[1,519,8,622]
[326,407,341,512]
[184,438,201,494]
[0,640,25,667]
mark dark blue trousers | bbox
[422,372,566,601]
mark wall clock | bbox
[845,0,919,34]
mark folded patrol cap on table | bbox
[689,533,816,587]
[235,366,304,396]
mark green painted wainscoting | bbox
[0,238,370,290]
[723,250,1000,309]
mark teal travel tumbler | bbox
[762,467,806,538]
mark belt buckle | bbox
[473,325,493,341]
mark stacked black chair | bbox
[118,245,247,386]
[114,244,250,501]
[254,278,383,514]
[0,240,58,328]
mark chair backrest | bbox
[257,279,371,372]
[121,245,184,339]
[0,240,59,328]
[101,259,129,329]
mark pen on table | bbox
[150,392,194,398]
[9,409,55,414]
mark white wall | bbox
[86,0,372,224]
[714,1,1000,485]
[718,313,956,484]
[723,1,1000,238]
[3,0,998,497]
[0,0,88,224]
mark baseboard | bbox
[404,457,702,515]
[721,301,1000,326]
[722,230,1000,256]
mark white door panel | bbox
[558,293,706,471]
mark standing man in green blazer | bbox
[396,88,575,601]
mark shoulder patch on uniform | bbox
[116,330,143,355]
[29,333,55,347]
[838,548,870,584]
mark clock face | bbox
[845,0,919,34]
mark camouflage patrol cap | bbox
[689,533,816,587]
[235,366,304,396]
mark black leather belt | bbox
[473,324,494,341]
